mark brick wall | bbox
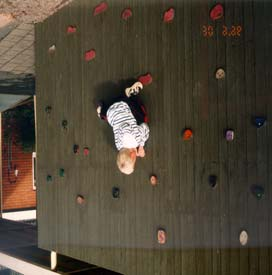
[2,123,36,211]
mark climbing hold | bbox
[47,175,52,182]
[210,3,224,21]
[112,187,120,199]
[59,168,65,177]
[239,230,248,246]
[225,129,234,141]
[183,128,193,140]
[62,120,68,130]
[251,184,264,200]
[163,8,175,23]
[76,195,85,205]
[45,106,52,114]
[93,2,108,16]
[122,8,132,20]
[215,68,225,79]
[150,175,158,186]
[138,73,152,86]
[157,229,166,244]
[209,175,217,188]
[48,45,56,53]
[83,147,90,156]
[67,25,77,34]
[254,117,266,128]
[85,49,96,61]
[73,144,80,154]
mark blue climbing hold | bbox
[254,117,266,128]
[112,187,120,199]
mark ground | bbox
[0,0,72,23]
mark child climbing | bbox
[97,81,149,175]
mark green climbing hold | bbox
[45,106,52,114]
[59,168,65,177]
[62,120,68,129]
[251,184,264,200]
[47,175,52,182]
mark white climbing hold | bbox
[48,45,56,53]
[239,230,248,246]
[215,68,225,79]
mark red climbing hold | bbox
[122,8,132,20]
[93,2,108,16]
[163,8,175,23]
[210,3,224,21]
[84,147,90,156]
[85,49,96,61]
[138,73,152,86]
[157,229,166,244]
[67,25,77,34]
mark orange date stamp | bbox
[202,25,243,37]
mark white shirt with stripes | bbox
[106,101,149,151]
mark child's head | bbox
[117,148,137,175]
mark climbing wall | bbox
[35,0,272,274]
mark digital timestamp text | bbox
[202,25,243,37]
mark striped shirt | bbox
[107,101,150,151]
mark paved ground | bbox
[0,0,72,23]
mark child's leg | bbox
[97,82,147,123]
[98,96,126,121]
[122,95,148,124]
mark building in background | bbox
[1,104,36,222]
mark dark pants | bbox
[100,95,148,124]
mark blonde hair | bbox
[117,148,136,175]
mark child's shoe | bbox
[125,82,143,97]
[96,101,107,121]
[96,105,102,118]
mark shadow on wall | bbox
[93,78,137,106]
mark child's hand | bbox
[137,146,145,158]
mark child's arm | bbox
[138,123,150,147]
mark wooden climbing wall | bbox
[35,0,272,274]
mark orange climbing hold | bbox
[122,8,132,20]
[76,195,85,205]
[93,2,108,16]
[67,25,77,34]
[85,49,96,61]
[210,3,224,21]
[183,128,193,140]
[163,8,175,23]
[138,73,152,86]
